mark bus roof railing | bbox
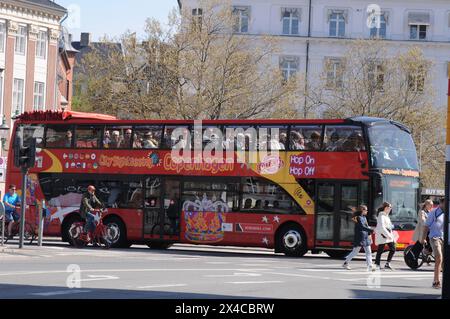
[18,111,118,122]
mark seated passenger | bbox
[121,129,133,148]
[64,130,72,148]
[306,131,321,150]
[342,133,365,152]
[132,133,142,149]
[243,198,252,209]
[253,199,262,209]
[290,131,305,150]
[110,131,122,148]
[279,133,287,150]
[103,130,111,148]
[143,132,158,149]
[326,132,342,151]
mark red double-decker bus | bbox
[5,111,420,257]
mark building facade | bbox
[179,0,450,111]
[0,0,69,191]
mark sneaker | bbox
[384,263,394,271]
[432,282,441,289]
[343,262,351,270]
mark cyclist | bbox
[80,185,104,240]
[3,185,21,239]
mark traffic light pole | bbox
[18,167,28,249]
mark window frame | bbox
[13,78,25,116]
[33,81,45,111]
[282,9,300,35]
[44,125,74,149]
[325,58,344,89]
[329,12,345,37]
[369,14,387,39]
[15,25,27,55]
[36,30,48,59]
[0,21,6,53]
[409,24,427,40]
[233,6,250,33]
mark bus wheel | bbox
[147,242,173,250]
[324,250,351,259]
[276,224,307,257]
[103,217,128,248]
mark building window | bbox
[13,78,24,116]
[280,56,299,81]
[282,8,300,35]
[36,30,47,59]
[326,58,344,89]
[233,6,250,33]
[0,22,5,53]
[408,12,430,40]
[368,63,384,91]
[0,73,3,114]
[369,13,387,39]
[328,10,346,37]
[191,8,203,28]
[15,25,27,55]
[33,82,45,111]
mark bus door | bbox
[315,182,361,248]
[143,177,181,238]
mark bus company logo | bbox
[381,169,419,178]
[93,163,99,169]
[70,163,76,168]
[69,154,74,160]
[91,154,97,160]
[74,154,79,160]
[63,153,68,159]
[257,155,284,175]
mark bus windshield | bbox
[384,175,419,225]
[368,123,419,170]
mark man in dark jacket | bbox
[80,185,103,235]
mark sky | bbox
[55,0,179,41]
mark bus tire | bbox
[276,224,308,257]
[61,215,82,245]
[324,250,351,259]
[103,216,128,248]
[147,242,173,250]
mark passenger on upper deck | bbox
[306,131,321,151]
[110,131,122,148]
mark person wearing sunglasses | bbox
[3,185,21,239]
[374,202,396,270]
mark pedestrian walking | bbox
[374,202,396,270]
[413,200,433,243]
[422,198,445,289]
[343,205,375,271]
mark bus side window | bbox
[45,125,73,148]
[75,125,103,149]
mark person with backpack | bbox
[374,202,396,270]
[343,205,375,271]
[422,198,445,289]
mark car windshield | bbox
[368,123,419,170]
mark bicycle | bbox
[404,242,435,270]
[0,207,37,245]
[68,209,114,249]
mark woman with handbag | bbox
[343,205,375,271]
[374,202,396,270]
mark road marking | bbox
[205,273,262,278]
[31,289,91,297]
[225,281,284,285]
[263,271,332,280]
[206,262,231,265]
[138,284,187,289]
[0,268,271,277]
[76,275,119,282]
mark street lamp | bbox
[0,115,10,151]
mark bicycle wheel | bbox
[24,223,36,245]
[97,225,113,249]
[69,224,87,248]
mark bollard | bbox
[38,200,45,247]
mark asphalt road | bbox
[0,240,442,299]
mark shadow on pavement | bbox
[350,288,440,299]
[0,283,260,299]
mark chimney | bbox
[68,33,73,43]
[80,32,91,47]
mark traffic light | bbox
[14,136,36,169]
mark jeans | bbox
[375,242,396,265]
[84,213,96,234]
[345,246,373,268]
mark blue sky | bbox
[55,0,179,41]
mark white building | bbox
[179,0,450,110]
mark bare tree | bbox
[308,40,444,188]
[73,0,301,120]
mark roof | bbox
[12,0,67,16]
[72,41,122,67]
[18,111,117,122]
